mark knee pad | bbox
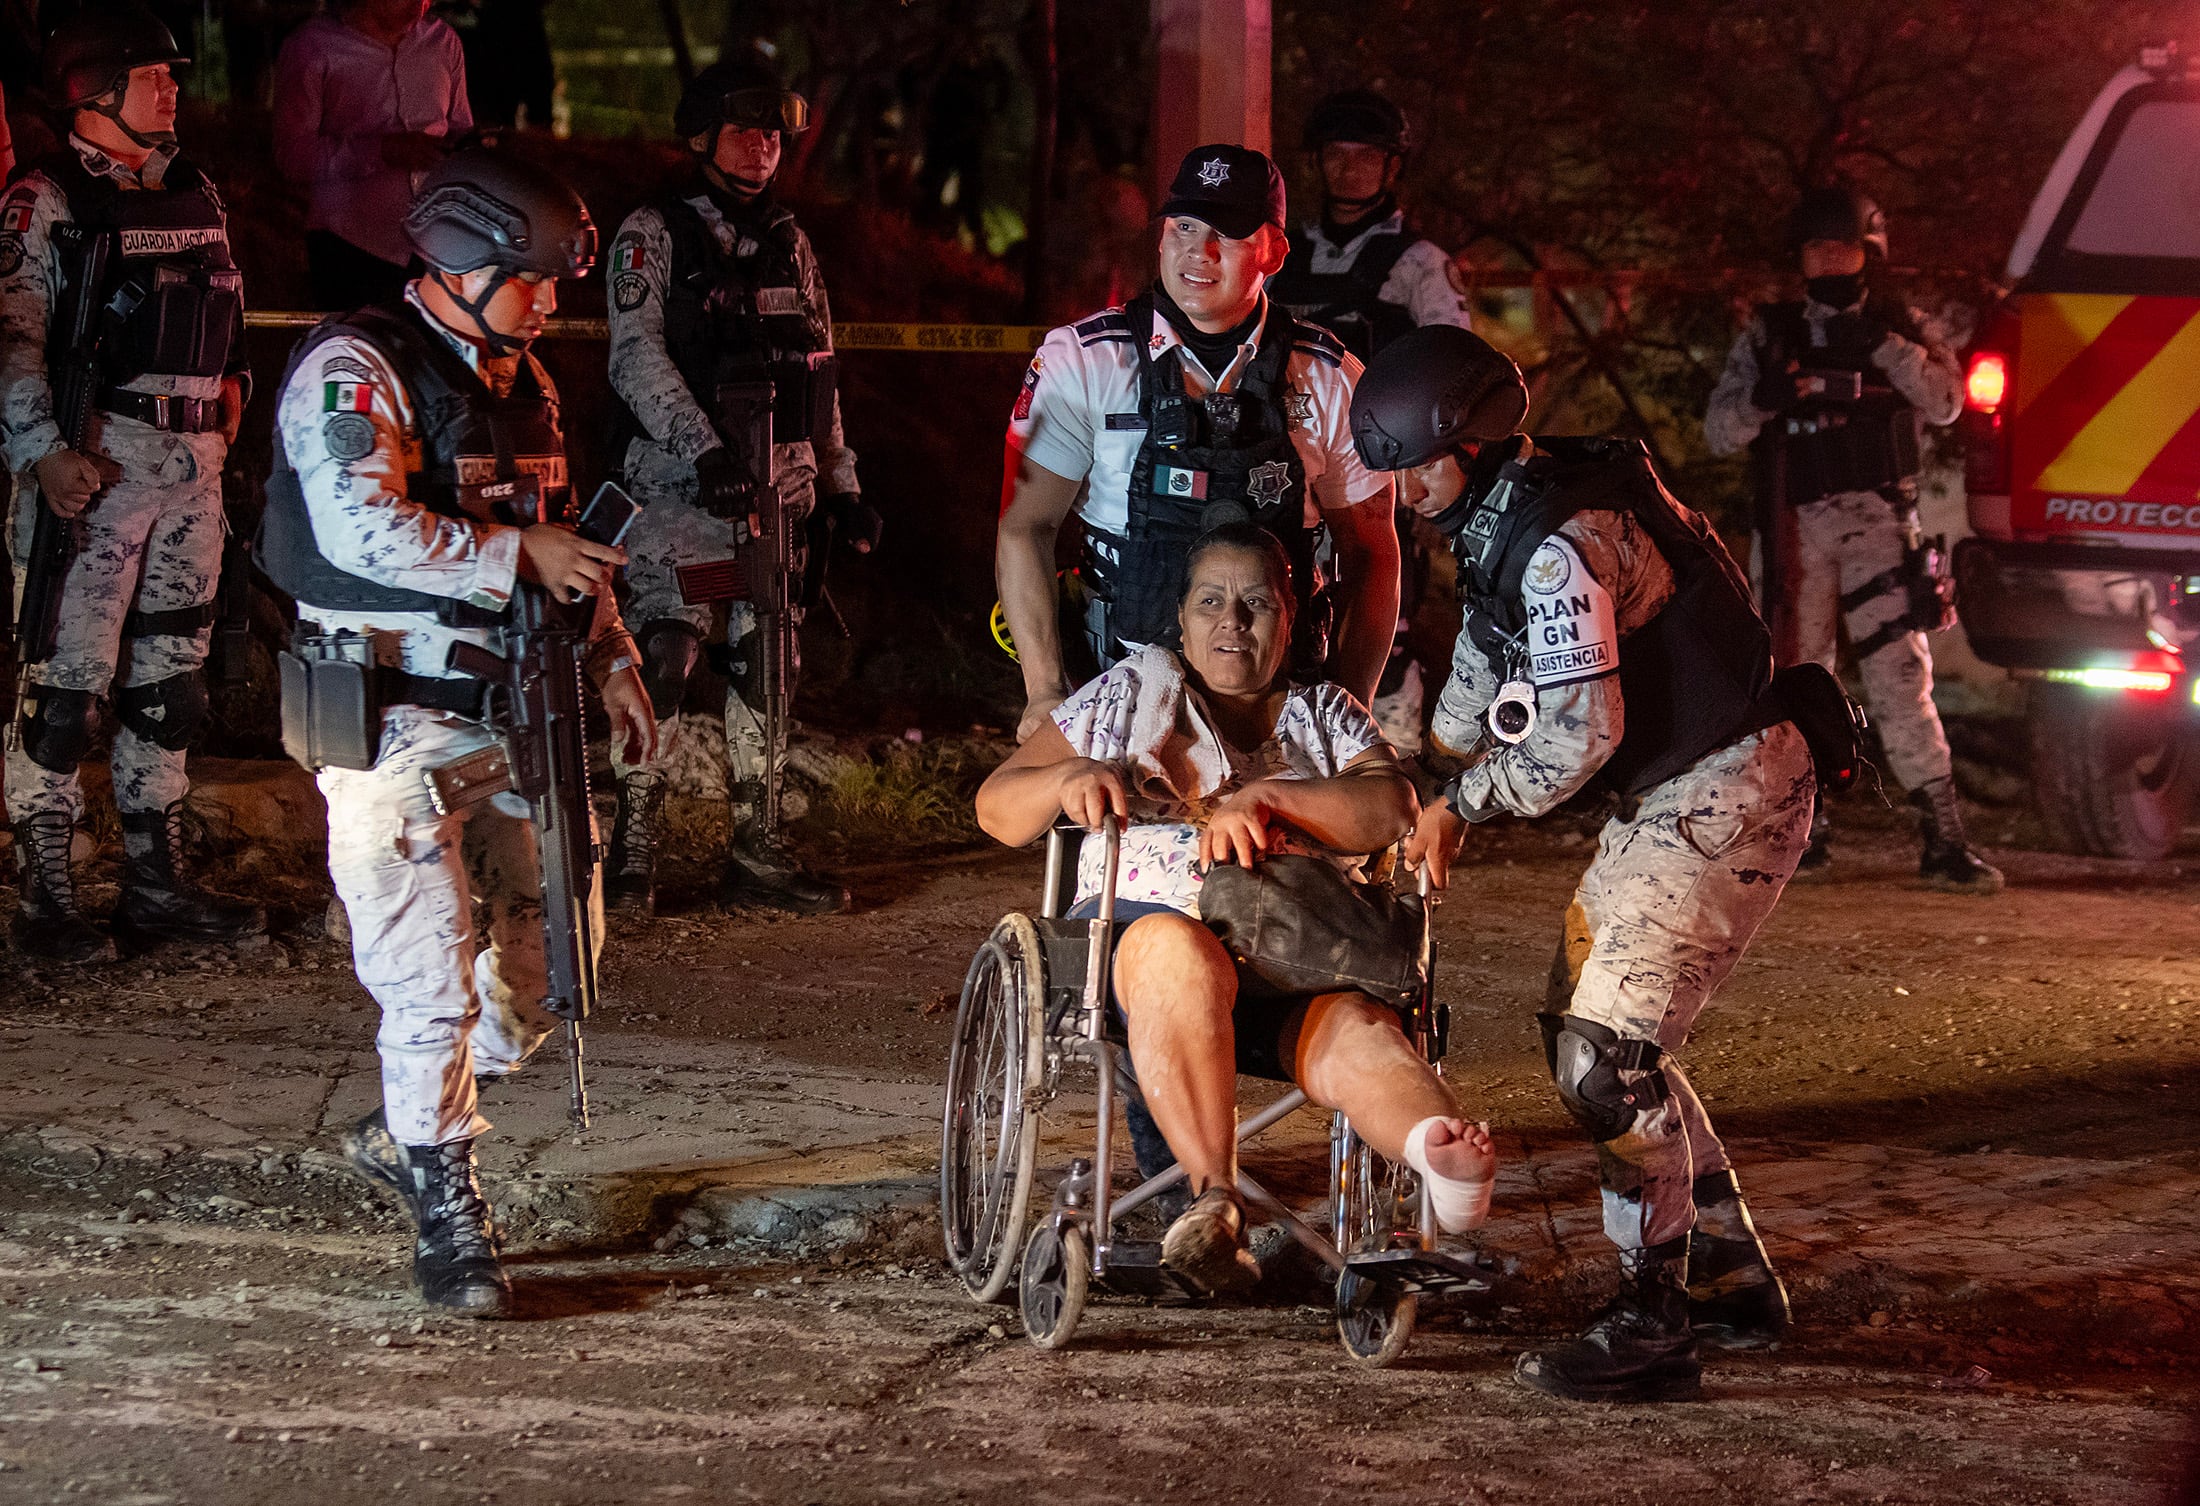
[1546,1016,1669,1144]
[115,672,210,752]
[637,620,702,719]
[16,686,100,773]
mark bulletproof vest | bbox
[39,149,241,386]
[1084,295,1317,653]
[1270,223,1417,364]
[1753,296,1923,505]
[1455,438,1776,797]
[258,301,569,628]
[623,188,837,452]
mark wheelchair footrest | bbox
[1092,1239,1199,1298]
[1343,1247,1499,1298]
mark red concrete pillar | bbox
[1149,0,1272,200]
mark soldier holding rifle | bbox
[602,53,873,918]
[259,150,654,1316]
[2,4,263,963]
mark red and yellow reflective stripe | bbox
[2016,293,2200,503]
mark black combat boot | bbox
[1515,1237,1701,1403]
[718,780,849,915]
[113,803,267,947]
[399,1139,510,1318]
[1687,1169,1791,1350]
[605,770,666,916]
[8,812,115,964]
[1909,777,2004,895]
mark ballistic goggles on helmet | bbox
[717,87,812,134]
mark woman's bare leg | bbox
[1294,992,1496,1187]
[1114,913,1240,1195]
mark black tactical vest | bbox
[1752,296,1924,505]
[1454,438,1778,797]
[38,149,242,385]
[1081,294,1321,654]
[1270,223,1417,364]
[258,301,569,628]
[613,188,837,456]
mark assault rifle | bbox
[14,223,114,668]
[432,481,639,1132]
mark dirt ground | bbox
[1,791,2196,1505]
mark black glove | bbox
[1750,352,1800,416]
[693,445,757,526]
[820,492,882,554]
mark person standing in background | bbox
[272,0,470,309]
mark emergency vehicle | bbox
[1957,43,2200,859]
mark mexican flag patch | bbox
[612,240,645,274]
[0,201,31,234]
[1155,465,1209,500]
[323,381,374,413]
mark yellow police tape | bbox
[243,310,1048,351]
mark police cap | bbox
[1159,144,1287,241]
[1787,185,1889,259]
[404,149,599,279]
[674,55,811,142]
[41,2,189,111]
[1303,88,1411,155]
[1351,325,1530,472]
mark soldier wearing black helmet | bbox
[1706,185,1999,893]
[1,1,264,963]
[600,53,869,918]
[1358,324,1826,1403]
[1270,86,1473,756]
[260,149,656,1316]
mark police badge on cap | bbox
[1159,144,1287,240]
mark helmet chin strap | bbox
[435,268,530,358]
[86,88,176,150]
[702,160,774,199]
[1324,189,1387,216]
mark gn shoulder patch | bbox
[1521,535,1619,689]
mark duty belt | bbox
[382,669,489,718]
[99,389,224,433]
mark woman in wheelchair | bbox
[976,522,1496,1297]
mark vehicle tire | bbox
[2027,684,2196,860]
[1019,1220,1088,1349]
[940,914,1046,1304]
[1333,1125,1419,1368]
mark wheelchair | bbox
[939,817,1494,1364]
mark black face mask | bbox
[1805,273,1865,310]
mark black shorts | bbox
[1068,897,1311,1082]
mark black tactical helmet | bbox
[41,2,188,111]
[674,54,811,144]
[1303,88,1411,155]
[1787,185,1889,260]
[404,149,599,279]
[1351,325,1530,472]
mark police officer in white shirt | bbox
[998,142,1400,745]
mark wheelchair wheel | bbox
[1018,1219,1088,1349]
[940,914,1047,1303]
[1334,1127,1421,1368]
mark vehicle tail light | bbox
[1966,351,2008,413]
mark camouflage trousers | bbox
[611,439,815,807]
[320,708,603,1146]
[1543,721,1817,1253]
[1754,487,1953,792]
[3,418,225,822]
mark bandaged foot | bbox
[1403,1116,1497,1233]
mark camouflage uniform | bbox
[0,136,238,825]
[275,287,635,1145]
[604,190,858,805]
[1432,507,1818,1256]
[1704,296,1964,792]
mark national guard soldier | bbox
[2,3,264,963]
[1269,86,1474,754]
[260,150,655,1315]
[998,141,1401,740]
[1706,186,2000,893]
[1360,326,1828,1403]
[601,54,872,917]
